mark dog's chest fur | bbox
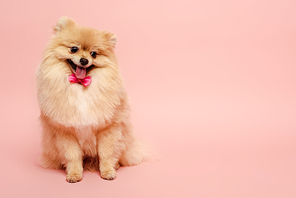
[75,127,97,156]
[71,88,98,156]
[73,87,95,118]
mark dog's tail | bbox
[119,133,154,166]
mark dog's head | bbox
[49,17,117,79]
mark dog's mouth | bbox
[67,59,95,79]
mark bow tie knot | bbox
[68,73,92,87]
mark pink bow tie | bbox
[68,74,92,87]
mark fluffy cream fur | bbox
[36,17,149,183]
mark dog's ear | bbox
[54,16,76,34]
[104,32,117,48]
[110,34,117,48]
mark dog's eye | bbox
[90,51,97,58]
[70,46,79,53]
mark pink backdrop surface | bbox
[0,0,296,197]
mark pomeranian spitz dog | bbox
[36,17,149,182]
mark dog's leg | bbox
[97,124,123,180]
[56,132,83,183]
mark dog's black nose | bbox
[80,58,89,66]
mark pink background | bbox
[1,0,296,197]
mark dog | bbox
[36,17,149,182]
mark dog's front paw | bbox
[66,173,82,183]
[100,169,116,180]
